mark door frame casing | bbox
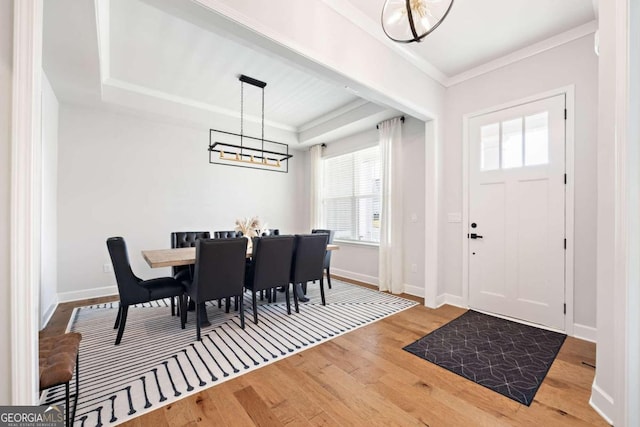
[461,86,575,334]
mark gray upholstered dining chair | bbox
[107,237,186,345]
[180,237,248,341]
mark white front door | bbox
[468,94,566,330]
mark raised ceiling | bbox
[43,0,598,146]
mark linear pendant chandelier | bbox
[381,0,454,43]
[208,74,292,173]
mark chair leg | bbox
[260,290,264,301]
[225,297,231,313]
[285,285,291,315]
[252,291,259,324]
[218,299,222,308]
[293,283,300,313]
[272,288,277,303]
[234,296,239,311]
[239,294,245,329]
[180,295,187,329]
[113,305,122,329]
[326,266,332,289]
[302,282,307,294]
[320,276,326,306]
[171,296,175,316]
[114,305,129,345]
[196,304,201,341]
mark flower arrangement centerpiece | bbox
[234,216,261,251]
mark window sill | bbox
[334,239,379,248]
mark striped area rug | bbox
[42,280,416,426]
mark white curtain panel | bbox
[378,117,404,294]
[309,144,324,229]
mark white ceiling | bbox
[43,0,597,146]
[346,0,596,77]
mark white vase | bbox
[244,235,253,252]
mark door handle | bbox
[468,233,483,239]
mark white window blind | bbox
[323,146,381,243]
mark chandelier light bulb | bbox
[381,0,454,43]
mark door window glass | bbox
[502,118,523,169]
[480,123,500,171]
[524,112,549,166]
[479,111,549,171]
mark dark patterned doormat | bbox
[403,310,566,406]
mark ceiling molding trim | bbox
[319,0,448,86]
[446,20,598,87]
[94,0,110,84]
[103,77,297,132]
[297,98,369,132]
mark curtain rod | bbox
[376,115,405,129]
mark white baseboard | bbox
[403,284,424,297]
[57,285,118,303]
[573,323,597,343]
[40,297,59,329]
[435,293,466,308]
[590,381,614,425]
[331,268,378,286]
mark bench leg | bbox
[65,382,70,427]
[72,353,79,426]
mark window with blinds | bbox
[323,146,381,243]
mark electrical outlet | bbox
[103,263,113,273]
[411,264,418,273]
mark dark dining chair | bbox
[261,228,280,236]
[289,233,329,313]
[106,237,186,345]
[181,237,248,341]
[170,231,210,315]
[244,235,295,324]
[311,229,335,289]
[213,230,243,239]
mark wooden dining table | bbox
[142,244,339,268]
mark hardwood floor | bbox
[42,288,607,426]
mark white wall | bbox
[321,117,426,295]
[442,35,599,329]
[40,72,58,327]
[0,0,13,405]
[57,104,309,299]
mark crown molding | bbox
[94,0,296,133]
[446,20,598,87]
